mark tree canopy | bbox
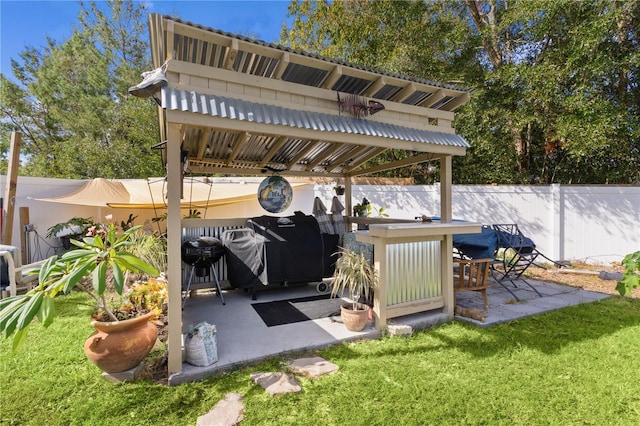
[2,0,638,184]
[282,0,639,184]
[0,0,164,179]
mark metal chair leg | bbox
[210,264,225,305]
[182,265,196,310]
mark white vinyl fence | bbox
[2,176,638,265]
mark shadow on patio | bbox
[169,277,609,385]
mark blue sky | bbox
[0,0,294,76]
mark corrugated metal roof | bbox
[161,87,470,149]
[162,15,475,94]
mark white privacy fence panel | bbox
[3,176,638,265]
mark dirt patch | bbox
[525,261,639,299]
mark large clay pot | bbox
[340,303,370,332]
[84,312,158,373]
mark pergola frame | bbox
[147,14,473,375]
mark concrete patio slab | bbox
[169,278,610,385]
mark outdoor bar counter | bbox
[355,221,482,329]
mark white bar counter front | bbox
[356,221,482,329]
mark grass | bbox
[1,292,639,425]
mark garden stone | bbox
[288,356,339,378]
[387,324,413,337]
[101,363,144,383]
[598,271,623,281]
[196,393,244,426]
[250,372,301,396]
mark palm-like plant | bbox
[331,247,378,310]
[0,224,159,350]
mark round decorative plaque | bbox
[257,175,293,213]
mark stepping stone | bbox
[196,393,244,426]
[251,372,302,396]
[288,356,339,379]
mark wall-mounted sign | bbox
[337,92,385,119]
[257,175,293,213]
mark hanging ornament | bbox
[257,175,293,213]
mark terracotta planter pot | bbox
[84,312,158,373]
[340,302,370,332]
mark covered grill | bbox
[181,236,226,308]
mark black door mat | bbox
[251,293,342,327]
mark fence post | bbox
[550,184,564,261]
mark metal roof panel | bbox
[162,88,470,149]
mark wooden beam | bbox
[226,132,249,165]
[422,89,445,108]
[258,135,287,167]
[224,38,239,70]
[350,152,439,177]
[305,143,341,171]
[273,52,290,80]
[440,92,470,111]
[195,129,212,159]
[166,124,183,375]
[343,147,386,174]
[2,132,21,245]
[391,82,417,103]
[322,65,343,90]
[363,76,387,97]
[286,140,316,168]
[326,145,369,173]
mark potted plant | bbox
[0,223,161,373]
[330,246,379,331]
[333,183,345,196]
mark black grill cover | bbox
[247,213,324,285]
[221,228,267,290]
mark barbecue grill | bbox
[181,236,226,308]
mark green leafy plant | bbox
[353,197,371,217]
[45,216,97,239]
[94,276,168,322]
[184,209,201,218]
[616,251,640,297]
[374,206,389,218]
[331,247,378,310]
[0,224,160,351]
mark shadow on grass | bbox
[321,297,640,362]
[429,297,640,357]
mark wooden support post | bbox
[3,132,22,245]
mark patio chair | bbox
[453,258,492,311]
[490,224,543,299]
[453,224,547,301]
[0,245,46,298]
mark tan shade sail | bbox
[33,177,309,209]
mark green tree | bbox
[283,0,640,184]
[0,0,163,178]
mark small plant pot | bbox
[340,302,370,331]
[334,187,345,196]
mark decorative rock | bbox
[288,356,339,379]
[101,363,145,383]
[250,372,301,396]
[598,271,623,281]
[387,324,413,337]
[196,393,244,426]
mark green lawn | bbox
[1,292,639,425]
